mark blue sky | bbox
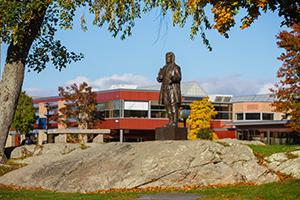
[0,9,284,96]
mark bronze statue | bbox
[157,52,182,127]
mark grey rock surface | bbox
[1,141,278,193]
[265,150,300,178]
[216,138,266,146]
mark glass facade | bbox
[94,100,235,120]
[124,110,148,118]
[124,101,149,118]
[236,113,244,120]
[95,100,122,118]
[94,99,283,122]
[213,103,232,120]
[235,112,275,121]
[263,113,274,120]
[151,101,167,118]
[245,113,261,120]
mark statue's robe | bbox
[157,63,182,106]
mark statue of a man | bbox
[157,52,182,127]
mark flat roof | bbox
[139,81,207,97]
[231,94,275,103]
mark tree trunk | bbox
[0,5,48,163]
[0,61,25,162]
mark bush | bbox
[197,128,213,140]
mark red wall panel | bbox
[95,118,168,130]
[95,90,160,102]
[215,130,236,139]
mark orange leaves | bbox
[272,23,300,132]
[96,182,259,194]
[58,82,98,129]
[211,2,237,35]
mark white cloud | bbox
[25,87,56,97]
[24,73,152,97]
[66,76,90,86]
[199,74,275,96]
[25,74,275,97]
[257,83,275,95]
[66,73,152,91]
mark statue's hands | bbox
[157,74,164,82]
[157,68,163,82]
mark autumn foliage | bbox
[187,0,299,38]
[56,82,98,129]
[272,23,300,132]
[188,97,217,140]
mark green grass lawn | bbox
[0,179,299,200]
[248,144,300,157]
[0,187,140,200]
[189,179,300,199]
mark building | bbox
[31,82,236,144]
[17,82,296,146]
[231,94,299,144]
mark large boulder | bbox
[265,150,300,178]
[0,141,278,193]
[216,138,266,146]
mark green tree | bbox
[11,91,36,135]
[0,1,299,163]
[0,0,141,163]
[188,97,217,140]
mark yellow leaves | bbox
[211,2,236,35]
[188,130,198,140]
[240,17,251,30]
[189,97,217,140]
[210,0,268,34]
[187,0,199,11]
[212,132,218,140]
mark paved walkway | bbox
[137,193,200,200]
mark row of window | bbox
[95,101,167,119]
[37,100,276,121]
[235,113,274,121]
[94,101,233,120]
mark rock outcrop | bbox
[0,140,278,193]
[217,138,266,146]
[265,150,300,178]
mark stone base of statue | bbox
[155,126,187,140]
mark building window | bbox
[215,112,231,120]
[113,110,120,118]
[124,110,148,118]
[263,113,274,120]
[213,103,232,120]
[245,113,260,120]
[96,100,122,118]
[150,101,167,118]
[214,103,231,112]
[236,113,244,120]
[124,101,149,118]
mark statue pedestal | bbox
[155,127,187,140]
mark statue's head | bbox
[166,52,175,64]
